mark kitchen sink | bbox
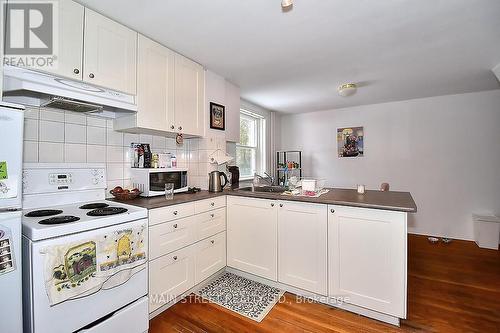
[238,186,287,193]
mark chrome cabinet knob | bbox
[173,223,178,229]
[173,211,178,215]
[211,202,215,206]
[89,73,95,78]
[330,209,335,213]
[170,125,175,130]
[173,256,178,261]
[73,68,80,74]
[211,240,215,244]
[279,204,283,208]
[178,126,182,131]
[270,203,275,207]
[210,213,215,218]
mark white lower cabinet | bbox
[149,244,195,313]
[278,201,328,295]
[148,199,227,313]
[149,215,196,260]
[328,205,407,318]
[195,232,226,284]
[227,196,278,281]
[196,207,226,241]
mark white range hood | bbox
[2,65,137,117]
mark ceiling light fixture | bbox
[281,0,293,9]
[338,83,357,97]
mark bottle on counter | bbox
[152,154,159,168]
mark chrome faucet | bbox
[254,172,275,186]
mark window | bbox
[236,110,266,179]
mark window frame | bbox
[236,109,266,180]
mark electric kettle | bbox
[208,171,229,192]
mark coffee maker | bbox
[227,166,240,189]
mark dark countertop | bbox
[111,190,227,210]
[229,188,417,213]
[118,188,417,213]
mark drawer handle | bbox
[173,256,178,261]
[211,240,215,244]
[173,211,178,215]
[210,202,215,206]
[73,68,80,74]
[270,203,274,207]
[89,73,95,78]
[173,223,178,229]
[279,204,283,208]
[210,213,215,218]
[330,209,335,213]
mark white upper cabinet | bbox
[51,0,84,80]
[135,34,174,131]
[224,80,241,142]
[174,53,204,136]
[83,8,137,94]
[278,201,328,295]
[328,205,407,318]
[227,196,278,281]
[5,0,84,80]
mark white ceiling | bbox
[77,0,500,113]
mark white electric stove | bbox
[22,163,149,333]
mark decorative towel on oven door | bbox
[41,223,147,306]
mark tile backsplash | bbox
[23,106,229,195]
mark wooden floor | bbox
[150,235,500,333]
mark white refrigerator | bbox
[0,102,25,333]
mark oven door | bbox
[25,218,148,333]
[149,170,188,195]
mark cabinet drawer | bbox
[149,245,195,313]
[194,196,226,214]
[195,232,226,284]
[196,207,226,241]
[149,215,196,259]
[149,203,195,226]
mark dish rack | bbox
[288,177,326,195]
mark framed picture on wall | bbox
[337,126,364,157]
[210,102,225,130]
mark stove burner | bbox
[86,207,128,217]
[25,209,63,218]
[39,216,80,225]
[79,203,109,210]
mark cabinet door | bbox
[136,34,174,132]
[225,80,241,142]
[149,245,195,313]
[149,215,196,260]
[328,205,407,318]
[195,231,226,284]
[83,9,137,94]
[278,201,327,295]
[53,0,84,80]
[227,196,278,281]
[174,53,204,135]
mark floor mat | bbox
[194,272,285,322]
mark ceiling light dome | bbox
[338,83,357,97]
[281,0,293,8]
